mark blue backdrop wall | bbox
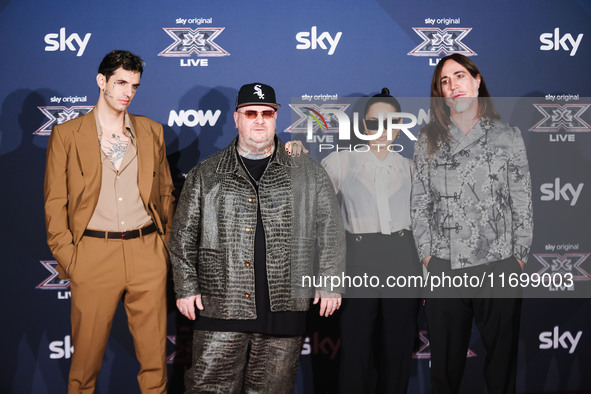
[1,0,590,392]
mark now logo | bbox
[168,109,221,127]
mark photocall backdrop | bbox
[1,0,590,392]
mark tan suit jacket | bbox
[44,109,175,279]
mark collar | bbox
[93,106,135,140]
[365,149,399,163]
[361,150,403,172]
[448,117,488,155]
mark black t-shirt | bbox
[195,150,307,336]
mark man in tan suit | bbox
[44,50,174,393]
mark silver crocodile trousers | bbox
[184,330,302,393]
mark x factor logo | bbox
[35,106,93,135]
[166,334,191,364]
[408,27,476,57]
[412,330,476,359]
[36,260,70,290]
[159,27,229,57]
[166,336,178,364]
[529,104,591,132]
[533,253,591,281]
[285,103,350,134]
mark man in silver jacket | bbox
[411,54,533,394]
[169,82,345,393]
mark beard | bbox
[445,79,480,113]
[448,96,477,113]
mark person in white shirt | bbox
[322,89,421,393]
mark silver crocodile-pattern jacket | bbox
[411,119,533,270]
[169,137,346,319]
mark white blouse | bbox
[321,150,412,235]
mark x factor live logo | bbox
[529,104,591,132]
[408,27,476,57]
[36,260,70,290]
[533,253,591,282]
[159,27,229,57]
[166,328,192,364]
[286,103,349,134]
[35,106,94,135]
[412,330,476,359]
[286,103,418,142]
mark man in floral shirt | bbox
[411,54,533,394]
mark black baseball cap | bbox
[235,82,280,110]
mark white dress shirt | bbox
[321,150,412,235]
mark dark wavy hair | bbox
[422,53,499,156]
[98,50,144,81]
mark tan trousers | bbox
[67,231,168,393]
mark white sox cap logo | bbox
[254,85,265,100]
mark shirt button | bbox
[116,175,120,179]
[248,197,256,203]
[244,292,250,298]
[118,197,123,202]
[244,261,251,267]
[121,221,125,225]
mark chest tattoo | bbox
[100,133,129,170]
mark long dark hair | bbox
[423,54,499,155]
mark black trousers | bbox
[339,232,421,394]
[425,257,523,394]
